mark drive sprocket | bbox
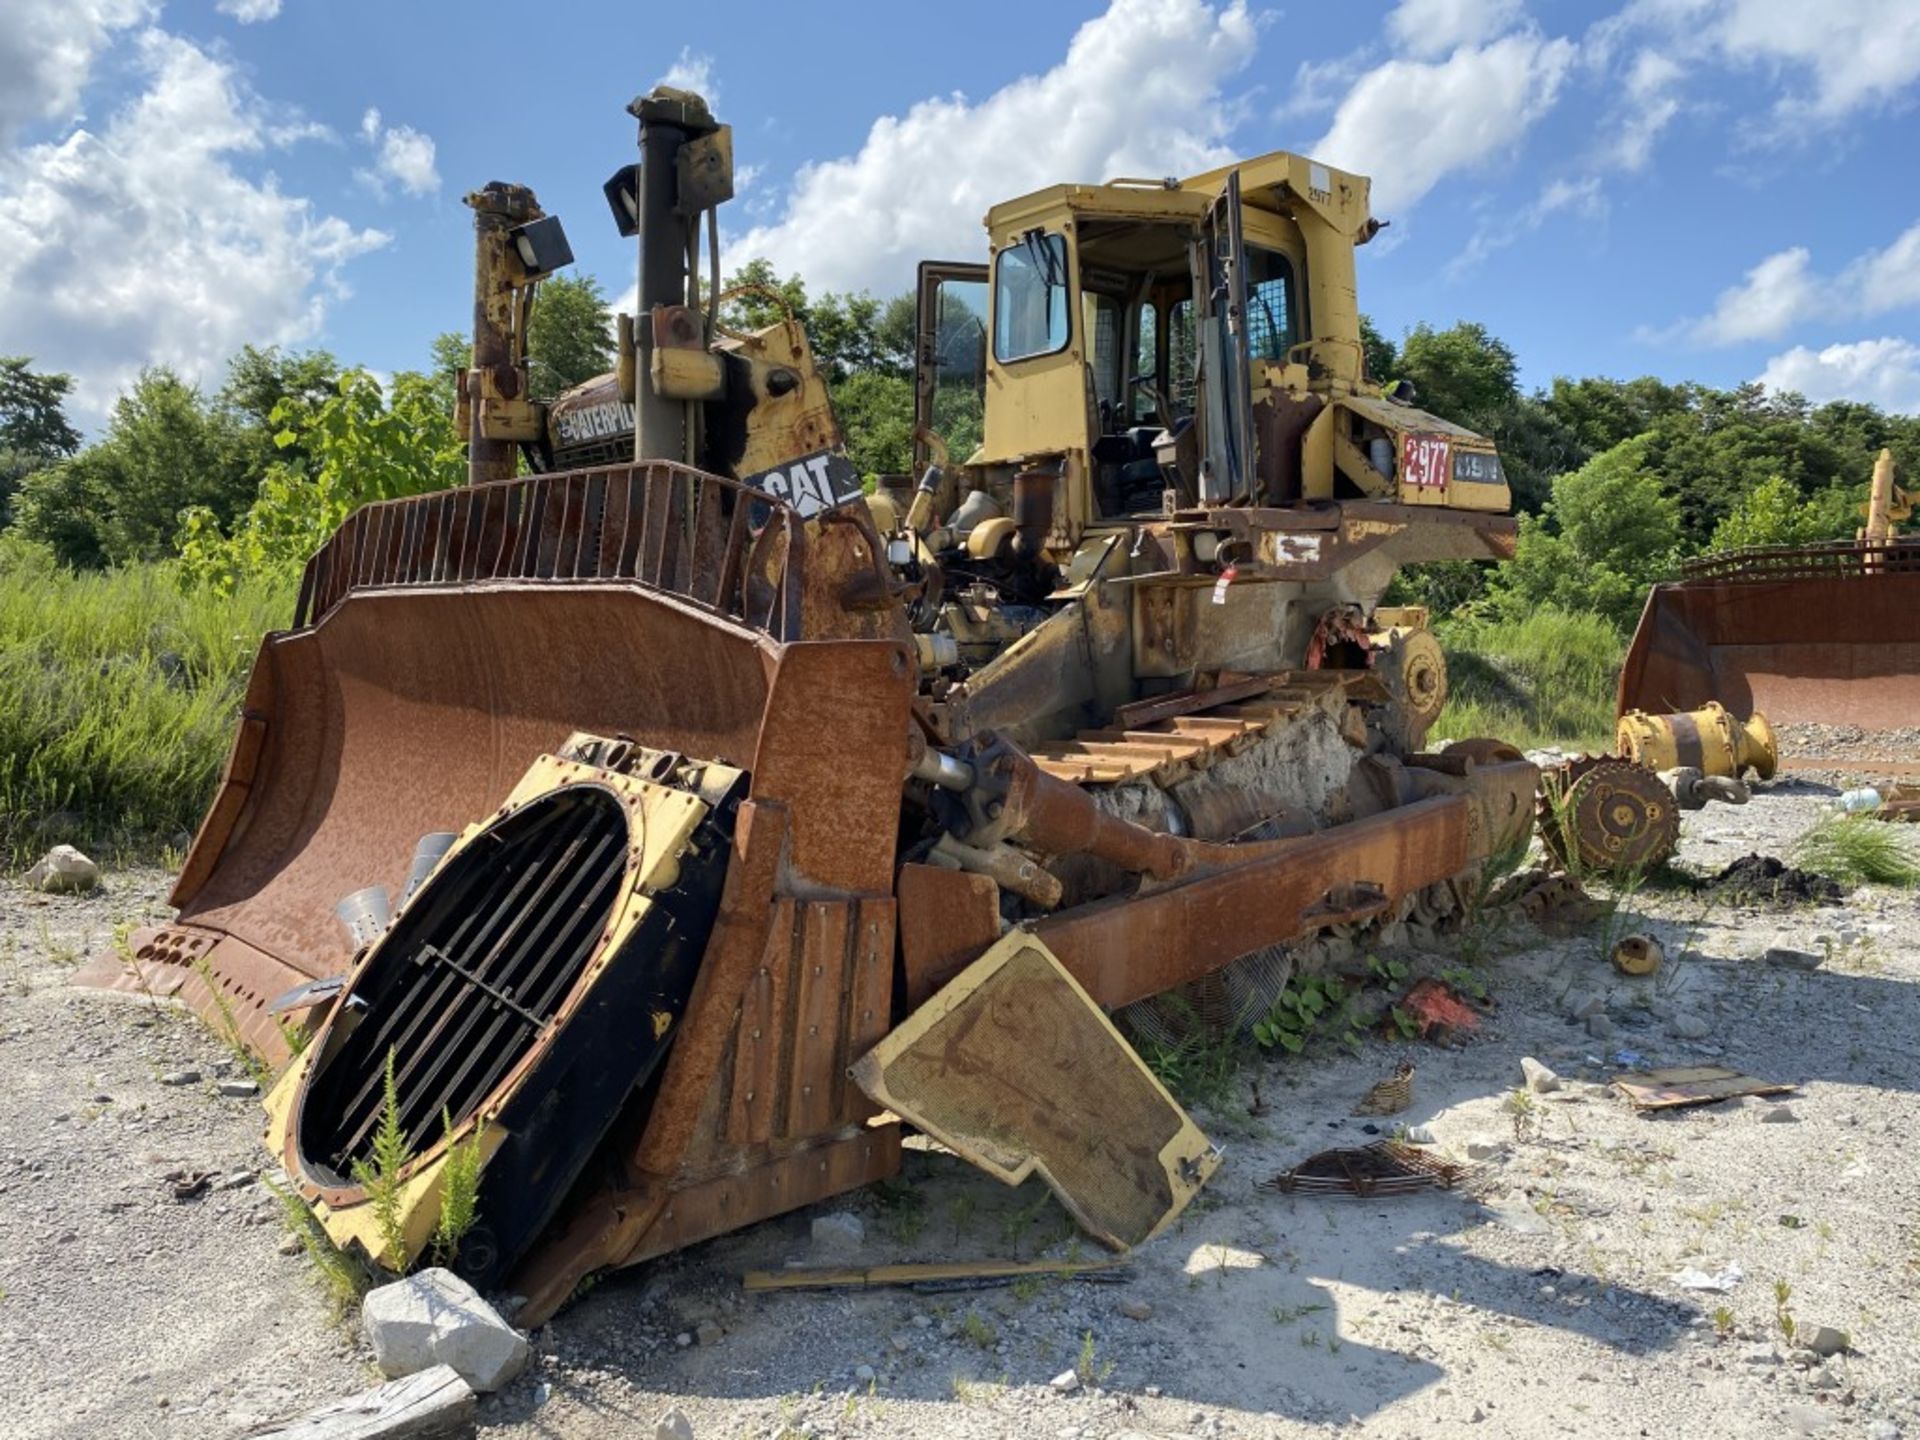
[1537,756,1679,878]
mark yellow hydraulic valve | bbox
[1616,702,1777,781]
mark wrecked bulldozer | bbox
[103,87,1536,1324]
[1621,448,1919,732]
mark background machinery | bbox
[112,87,1536,1323]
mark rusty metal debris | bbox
[1610,934,1665,976]
[1613,1066,1794,1112]
[1538,756,1680,877]
[1352,1061,1415,1116]
[1492,865,1610,936]
[1260,1141,1472,1196]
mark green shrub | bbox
[0,537,289,861]
[1432,607,1623,751]
[1793,812,1920,889]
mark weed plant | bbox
[0,539,292,862]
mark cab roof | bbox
[983,149,1374,247]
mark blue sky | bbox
[4,0,1918,425]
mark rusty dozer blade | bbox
[851,932,1222,1250]
[95,460,894,1062]
[1620,540,1920,730]
[262,738,745,1286]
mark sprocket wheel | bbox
[1538,756,1679,878]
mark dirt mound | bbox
[1702,853,1846,906]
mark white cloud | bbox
[0,28,388,419]
[1447,175,1604,278]
[357,107,440,197]
[1756,337,1920,413]
[729,0,1256,295]
[1686,247,1820,344]
[1846,221,1920,316]
[1603,49,1684,171]
[1310,32,1574,213]
[216,0,282,21]
[1674,220,1920,344]
[1717,0,1920,122]
[1386,0,1526,58]
[0,0,153,145]
[658,47,718,106]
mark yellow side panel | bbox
[850,932,1220,1249]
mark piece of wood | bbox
[743,1256,1131,1292]
[246,1365,475,1439]
[1612,1065,1794,1111]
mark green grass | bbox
[1793,812,1920,888]
[1431,607,1624,752]
[0,539,290,863]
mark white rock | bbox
[215,1079,260,1098]
[810,1211,865,1252]
[1520,1057,1561,1094]
[1866,1421,1900,1440]
[1670,1011,1713,1040]
[362,1268,529,1392]
[1800,1325,1850,1357]
[1403,1123,1437,1144]
[1761,1105,1800,1124]
[1564,992,1606,1021]
[26,844,99,894]
[1049,1369,1081,1393]
[655,1406,696,1440]
[1464,1136,1508,1162]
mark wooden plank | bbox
[1113,675,1273,729]
[247,1365,475,1439]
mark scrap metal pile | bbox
[91,86,1572,1324]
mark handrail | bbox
[293,461,806,640]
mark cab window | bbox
[1244,247,1297,363]
[1131,302,1159,422]
[1087,293,1122,409]
[992,232,1070,362]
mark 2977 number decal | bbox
[1400,432,1451,489]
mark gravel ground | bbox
[3,756,1919,1440]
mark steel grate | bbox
[301,786,630,1180]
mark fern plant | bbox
[432,1106,487,1267]
[349,1048,412,1266]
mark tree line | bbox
[2,267,1915,634]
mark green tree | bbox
[1358,315,1396,386]
[0,357,81,461]
[1491,435,1682,632]
[1709,474,1857,552]
[15,368,257,567]
[179,369,464,592]
[526,274,614,401]
[1395,322,1518,430]
[832,371,914,478]
[0,357,81,527]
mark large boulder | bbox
[362,1267,530,1393]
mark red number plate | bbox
[1401,433,1451,489]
